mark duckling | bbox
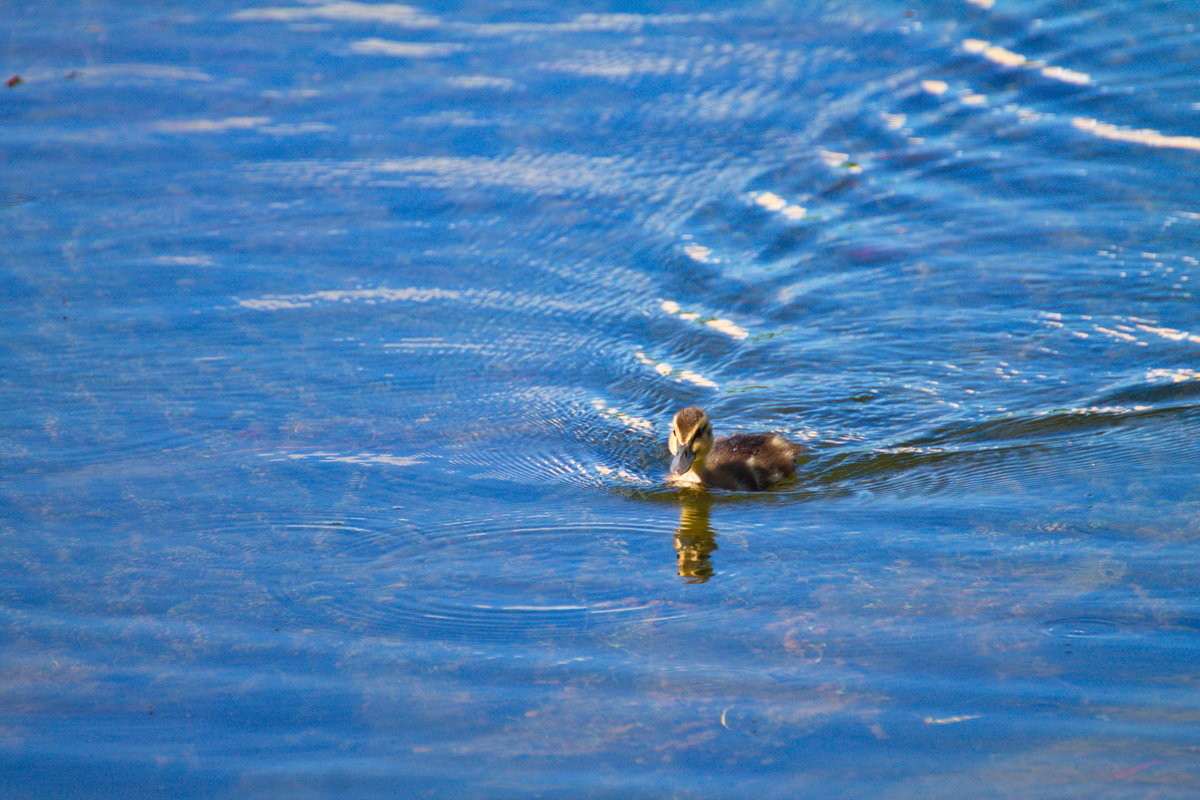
[668,406,803,491]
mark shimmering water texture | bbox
[5,0,1200,797]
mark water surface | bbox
[5,0,1200,797]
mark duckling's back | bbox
[706,433,802,491]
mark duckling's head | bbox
[668,406,714,482]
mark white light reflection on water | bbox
[231,2,440,26]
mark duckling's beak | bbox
[670,442,695,475]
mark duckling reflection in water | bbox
[674,494,717,583]
[668,406,803,491]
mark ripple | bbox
[1042,617,1123,639]
[273,514,690,641]
[798,392,1200,499]
[449,444,642,488]
[433,387,662,490]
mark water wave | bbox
[272,514,695,641]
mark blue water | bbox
[5,0,1200,796]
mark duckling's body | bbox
[668,406,802,491]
